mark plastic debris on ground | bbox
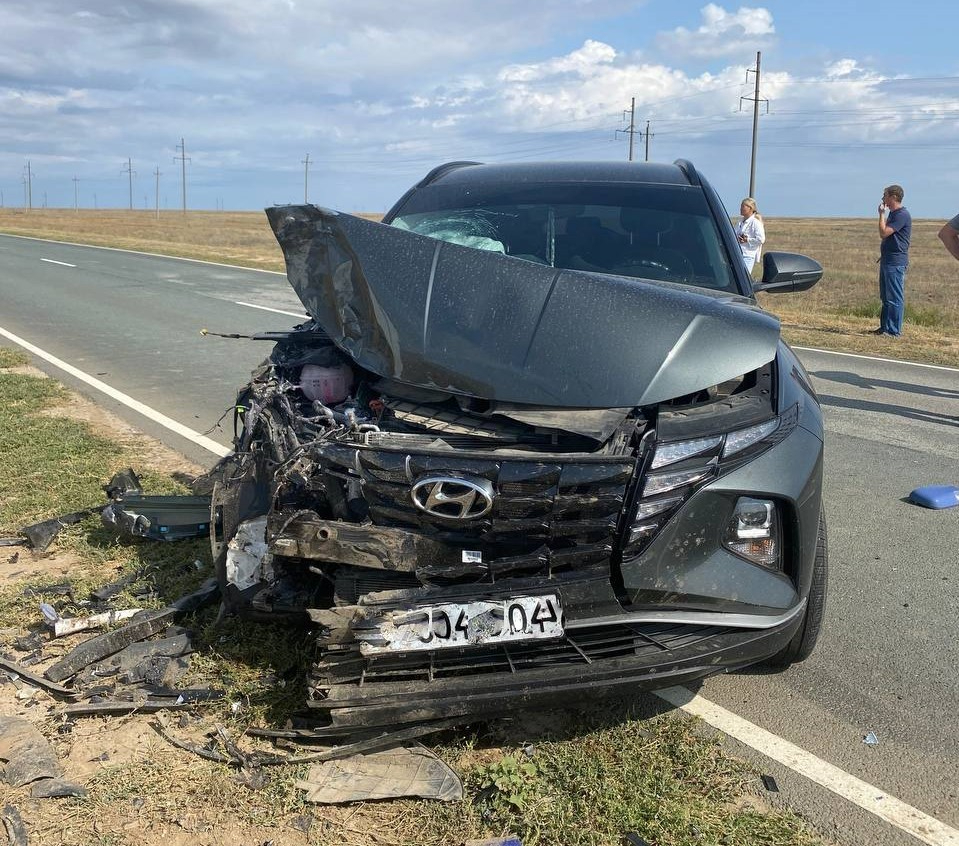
[224,516,270,590]
[51,607,143,637]
[1,805,28,846]
[907,485,959,509]
[465,838,523,846]
[296,743,463,804]
[761,774,780,792]
[0,716,86,799]
[863,731,879,746]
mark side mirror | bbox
[753,251,823,294]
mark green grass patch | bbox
[401,713,821,846]
[831,301,944,328]
[0,347,30,367]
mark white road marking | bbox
[0,326,231,458]
[794,345,959,373]
[656,686,959,846]
[40,258,76,268]
[0,231,284,275]
[234,301,307,319]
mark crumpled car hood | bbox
[266,205,781,408]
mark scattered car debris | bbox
[12,633,43,653]
[624,835,651,846]
[0,716,85,801]
[44,608,178,683]
[91,566,151,602]
[296,743,462,804]
[38,604,58,625]
[23,583,73,599]
[761,774,780,792]
[63,695,199,717]
[863,731,879,746]
[0,657,78,699]
[19,508,101,553]
[1,805,28,846]
[43,578,218,684]
[29,778,87,799]
[907,484,959,509]
[3,468,211,554]
[51,608,143,638]
[102,467,143,499]
[465,838,522,846]
[89,632,193,678]
[0,717,59,787]
[102,494,212,542]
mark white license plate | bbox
[359,595,563,655]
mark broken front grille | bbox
[312,622,732,686]
[314,442,636,571]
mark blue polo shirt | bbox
[880,207,911,266]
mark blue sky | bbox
[2,0,958,217]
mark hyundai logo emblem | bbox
[410,475,495,520]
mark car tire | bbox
[763,507,828,669]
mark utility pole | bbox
[73,176,80,212]
[616,98,639,162]
[640,120,654,162]
[24,162,33,211]
[154,166,162,220]
[740,51,768,198]
[123,157,135,210]
[174,138,190,213]
[302,153,311,203]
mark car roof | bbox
[418,160,700,189]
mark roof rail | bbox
[417,160,482,188]
[673,158,701,187]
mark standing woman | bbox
[736,197,765,273]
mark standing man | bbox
[874,184,911,337]
[938,213,959,262]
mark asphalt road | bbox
[2,233,957,845]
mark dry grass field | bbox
[2,207,957,367]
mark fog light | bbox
[723,497,780,567]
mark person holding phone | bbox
[735,197,765,273]
[874,185,912,337]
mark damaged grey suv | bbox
[211,159,826,736]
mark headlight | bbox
[722,497,781,568]
[723,418,780,458]
[623,405,797,559]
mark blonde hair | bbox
[741,197,761,220]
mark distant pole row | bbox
[12,140,190,214]
[618,51,766,197]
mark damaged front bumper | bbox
[304,573,806,733]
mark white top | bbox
[736,214,766,266]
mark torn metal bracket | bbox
[102,495,212,542]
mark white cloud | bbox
[657,4,774,58]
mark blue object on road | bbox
[908,485,959,509]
